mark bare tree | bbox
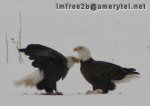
[18,11,23,63]
[112,58,115,63]
[10,11,24,63]
[5,33,9,63]
[10,37,24,63]
[19,11,22,48]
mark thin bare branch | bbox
[5,33,9,63]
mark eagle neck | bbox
[81,58,94,63]
[66,57,74,69]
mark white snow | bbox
[0,0,150,106]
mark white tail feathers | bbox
[14,70,44,87]
[113,74,140,84]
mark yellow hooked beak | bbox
[72,57,80,63]
[73,47,81,51]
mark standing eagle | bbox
[74,46,140,94]
[15,44,79,95]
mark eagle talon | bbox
[55,91,63,95]
[85,89,103,94]
[85,90,93,94]
[92,89,103,94]
[41,92,56,95]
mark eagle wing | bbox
[19,44,67,70]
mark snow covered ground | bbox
[0,0,150,106]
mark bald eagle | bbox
[74,46,140,94]
[15,44,79,95]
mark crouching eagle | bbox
[15,44,79,95]
[74,46,140,94]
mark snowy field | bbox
[0,0,150,106]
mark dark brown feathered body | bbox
[80,58,139,93]
[19,44,69,93]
